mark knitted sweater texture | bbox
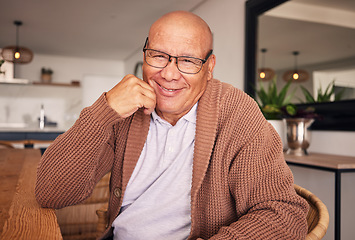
[36,78,308,239]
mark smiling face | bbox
[142,11,215,125]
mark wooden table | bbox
[285,152,355,240]
[0,148,62,239]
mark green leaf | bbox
[269,81,277,104]
[284,87,297,105]
[263,104,281,114]
[285,104,297,116]
[323,82,334,101]
[278,80,292,106]
[300,85,315,103]
[257,86,268,106]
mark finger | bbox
[139,85,156,103]
[143,107,155,115]
[141,94,156,110]
[136,79,156,97]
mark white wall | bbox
[193,0,245,89]
[82,74,123,108]
[309,130,355,157]
[124,49,144,77]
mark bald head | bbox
[148,11,213,55]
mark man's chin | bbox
[155,103,178,115]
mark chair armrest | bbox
[96,206,109,235]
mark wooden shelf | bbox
[0,80,80,87]
[32,81,80,87]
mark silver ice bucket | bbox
[284,118,314,156]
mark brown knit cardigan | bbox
[35,78,308,239]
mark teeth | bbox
[161,86,175,92]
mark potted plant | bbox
[282,81,340,156]
[299,80,344,103]
[41,67,53,83]
[255,76,295,120]
[254,76,296,149]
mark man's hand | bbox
[106,74,156,118]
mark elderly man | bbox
[36,11,308,239]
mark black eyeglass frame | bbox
[142,37,213,74]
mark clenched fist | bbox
[106,74,156,118]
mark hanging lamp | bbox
[1,20,33,64]
[283,51,308,82]
[257,48,275,81]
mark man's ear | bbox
[207,54,216,81]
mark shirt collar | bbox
[151,102,198,125]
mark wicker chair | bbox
[56,172,111,240]
[96,184,330,239]
[294,184,329,240]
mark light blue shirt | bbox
[112,103,197,240]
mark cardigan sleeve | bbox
[35,93,126,209]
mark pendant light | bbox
[283,51,308,82]
[257,48,275,81]
[1,21,33,64]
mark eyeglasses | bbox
[142,38,213,74]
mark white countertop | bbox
[0,123,66,133]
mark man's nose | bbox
[160,57,181,81]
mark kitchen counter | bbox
[0,122,66,132]
[0,126,65,149]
